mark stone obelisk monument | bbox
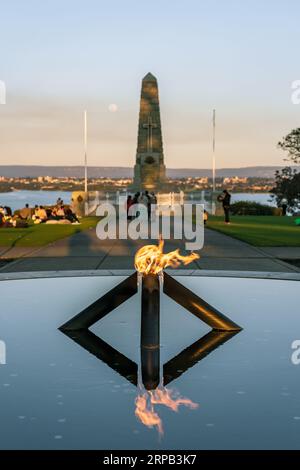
[132,73,166,190]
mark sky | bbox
[0,0,300,169]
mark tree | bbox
[271,167,300,214]
[277,128,300,164]
[271,128,300,213]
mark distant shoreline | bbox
[0,188,272,194]
[1,165,299,179]
[0,190,276,212]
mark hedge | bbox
[230,201,274,216]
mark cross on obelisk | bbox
[143,114,157,152]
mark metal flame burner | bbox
[60,272,242,391]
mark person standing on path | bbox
[218,190,231,224]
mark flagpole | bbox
[84,110,88,193]
[212,109,216,193]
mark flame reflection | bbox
[135,385,199,436]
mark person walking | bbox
[132,192,140,205]
[126,195,133,220]
[144,191,151,220]
[150,192,157,221]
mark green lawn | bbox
[0,217,100,248]
[207,215,300,246]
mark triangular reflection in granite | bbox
[60,327,238,389]
[63,328,138,386]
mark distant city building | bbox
[223,176,248,184]
[197,177,209,184]
[38,175,54,183]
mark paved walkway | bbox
[0,226,299,273]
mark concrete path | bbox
[0,226,299,273]
[199,229,300,272]
[257,247,300,259]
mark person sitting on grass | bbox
[32,205,38,219]
[33,205,48,224]
[0,211,5,227]
[50,207,58,219]
[0,207,14,227]
[19,203,32,220]
[49,205,64,220]
[64,206,80,224]
[4,206,12,217]
[38,206,48,221]
[56,205,65,218]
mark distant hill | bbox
[0,166,133,178]
[0,165,297,178]
[167,166,293,178]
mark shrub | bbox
[230,201,274,216]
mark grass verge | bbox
[206,215,300,246]
[0,217,99,248]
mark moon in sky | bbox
[108,103,118,112]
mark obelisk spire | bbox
[133,73,166,190]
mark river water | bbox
[0,190,276,212]
[0,190,72,211]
